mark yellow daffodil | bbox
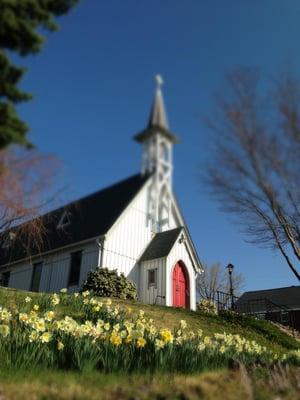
[19,313,28,323]
[155,339,165,349]
[220,345,226,354]
[0,308,12,323]
[29,331,39,342]
[51,294,60,306]
[110,332,122,346]
[197,343,205,351]
[57,341,64,350]
[34,318,46,332]
[180,320,187,330]
[137,337,146,348]
[44,311,55,322]
[160,329,173,344]
[0,324,10,337]
[40,331,52,343]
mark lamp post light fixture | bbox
[226,263,235,310]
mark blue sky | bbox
[18,0,300,291]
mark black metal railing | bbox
[215,290,296,333]
[216,290,239,311]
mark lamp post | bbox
[226,263,234,310]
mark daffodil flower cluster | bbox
[0,291,298,370]
[197,299,218,315]
[0,307,12,338]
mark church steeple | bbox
[134,75,178,177]
[134,75,179,232]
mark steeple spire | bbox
[134,75,178,145]
[134,75,179,232]
[147,75,169,130]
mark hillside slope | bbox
[0,286,298,354]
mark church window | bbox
[31,262,43,292]
[280,311,289,324]
[68,250,82,286]
[148,268,157,288]
[1,271,10,287]
[160,142,169,162]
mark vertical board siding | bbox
[103,183,152,284]
[140,258,166,305]
[166,239,197,310]
[8,241,99,293]
[103,180,180,288]
[39,263,52,292]
[9,266,33,290]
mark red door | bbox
[172,262,189,308]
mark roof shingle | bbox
[238,286,300,309]
[140,227,183,261]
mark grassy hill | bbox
[0,287,299,400]
[0,286,298,354]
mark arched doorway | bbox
[172,261,189,308]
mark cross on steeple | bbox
[134,75,179,232]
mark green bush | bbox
[82,267,137,300]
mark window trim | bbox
[68,250,82,287]
[148,268,157,288]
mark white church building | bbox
[0,77,203,310]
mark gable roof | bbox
[171,192,203,272]
[238,286,300,309]
[140,227,183,261]
[0,173,150,267]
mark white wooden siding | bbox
[139,258,166,305]
[7,241,99,293]
[103,178,180,288]
[103,181,153,285]
[9,265,33,290]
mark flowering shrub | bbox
[0,292,299,374]
[82,267,137,300]
[197,299,218,315]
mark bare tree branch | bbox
[205,70,300,281]
[197,263,244,301]
[0,146,60,263]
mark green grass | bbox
[0,286,298,354]
[0,287,299,399]
[1,286,299,352]
[0,367,299,400]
